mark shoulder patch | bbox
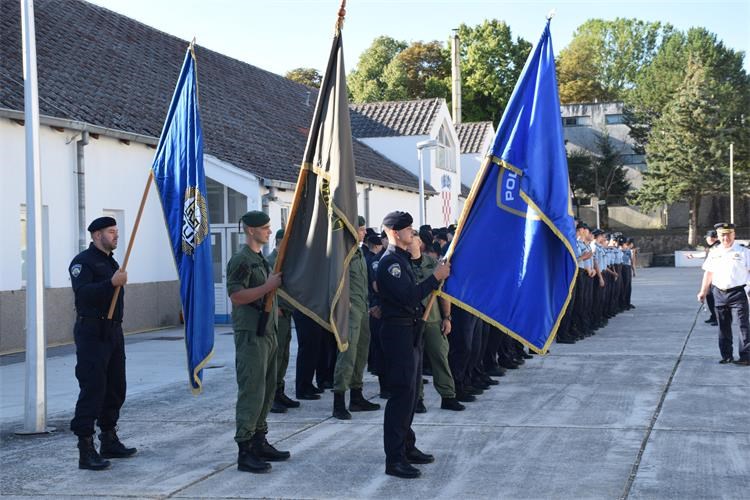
[70,264,82,278]
[388,263,401,278]
[372,261,379,271]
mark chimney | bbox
[451,29,461,126]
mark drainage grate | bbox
[153,336,184,341]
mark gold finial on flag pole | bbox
[335,0,347,33]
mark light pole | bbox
[573,188,585,219]
[416,139,439,227]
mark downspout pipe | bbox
[76,131,89,252]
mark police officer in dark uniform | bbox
[69,216,136,470]
[376,211,451,479]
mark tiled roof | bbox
[456,121,494,154]
[0,0,428,192]
[350,98,444,138]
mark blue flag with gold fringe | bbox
[441,20,577,354]
[152,45,214,392]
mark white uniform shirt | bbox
[702,242,750,290]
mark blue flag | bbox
[441,21,577,354]
[152,46,214,392]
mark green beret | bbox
[357,215,366,227]
[275,228,285,240]
[87,216,117,232]
[241,210,270,228]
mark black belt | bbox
[714,285,746,293]
[383,317,417,326]
[77,316,122,325]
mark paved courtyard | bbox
[1,267,748,499]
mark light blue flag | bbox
[152,45,214,392]
[441,20,577,354]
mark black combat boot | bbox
[99,429,137,458]
[332,392,352,420]
[349,388,380,412]
[78,435,111,470]
[237,440,271,473]
[251,432,291,461]
[440,397,465,411]
[276,388,300,408]
[414,398,427,414]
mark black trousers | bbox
[381,320,421,465]
[448,307,477,390]
[705,285,716,319]
[558,278,577,340]
[368,315,384,375]
[592,275,605,327]
[621,265,633,309]
[483,326,503,369]
[572,271,589,336]
[293,310,326,395]
[316,331,337,387]
[713,286,750,361]
[70,319,126,437]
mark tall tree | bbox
[631,57,745,245]
[456,20,531,123]
[285,67,322,88]
[382,41,450,100]
[625,27,749,155]
[557,18,672,103]
[348,36,407,102]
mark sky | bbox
[88,0,750,75]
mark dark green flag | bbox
[276,30,358,351]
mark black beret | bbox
[435,232,449,242]
[714,222,735,233]
[419,224,432,232]
[366,234,383,246]
[419,233,432,249]
[382,211,413,231]
[705,230,718,238]
[241,210,270,228]
[357,215,366,227]
[87,216,117,232]
[366,227,376,236]
[431,241,442,255]
[275,228,285,240]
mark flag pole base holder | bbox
[14,426,56,435]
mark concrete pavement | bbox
[1,267,748,499]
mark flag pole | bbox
[106,170,154,319]
[17,0,53,435]
[263,0,347,315]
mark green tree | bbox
[456,20,531,123]
[631,57,744,245]
[382,41,450,100]
[348,36,407,102]
[285,67,322,88]
[557,18,672,104]
[625,27,750,154]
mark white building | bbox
[0,0,434,352]
[350,98,462,227]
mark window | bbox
[20,204,50,288]
[206,177,224,224]
[227,186,247,224]
[563,116,591,127]
[605,114,625,125]
[280,207,289,228]
[436,124,456,172]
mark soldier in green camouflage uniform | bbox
[226,211,290,473]
[408,233,465,412]
[266,229,300,414]
[332,216,381,419]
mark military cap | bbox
[431,241,442,255]
[366,234,383,246]
[705,229,718,239]
[275,228,285,240]
[357,215,366,227]
[617,236,626,245]
[241,210,270,228]
[576,221,589,230]
[435,232,449,243]
[382,211,413,231]
[419,224,433,232]
[366,227,376,237]
[592,229,604,237]
[714,222,735,234]
[87,216,117,232]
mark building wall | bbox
[0,118,193,353]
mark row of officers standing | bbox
[66,211,638,478]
